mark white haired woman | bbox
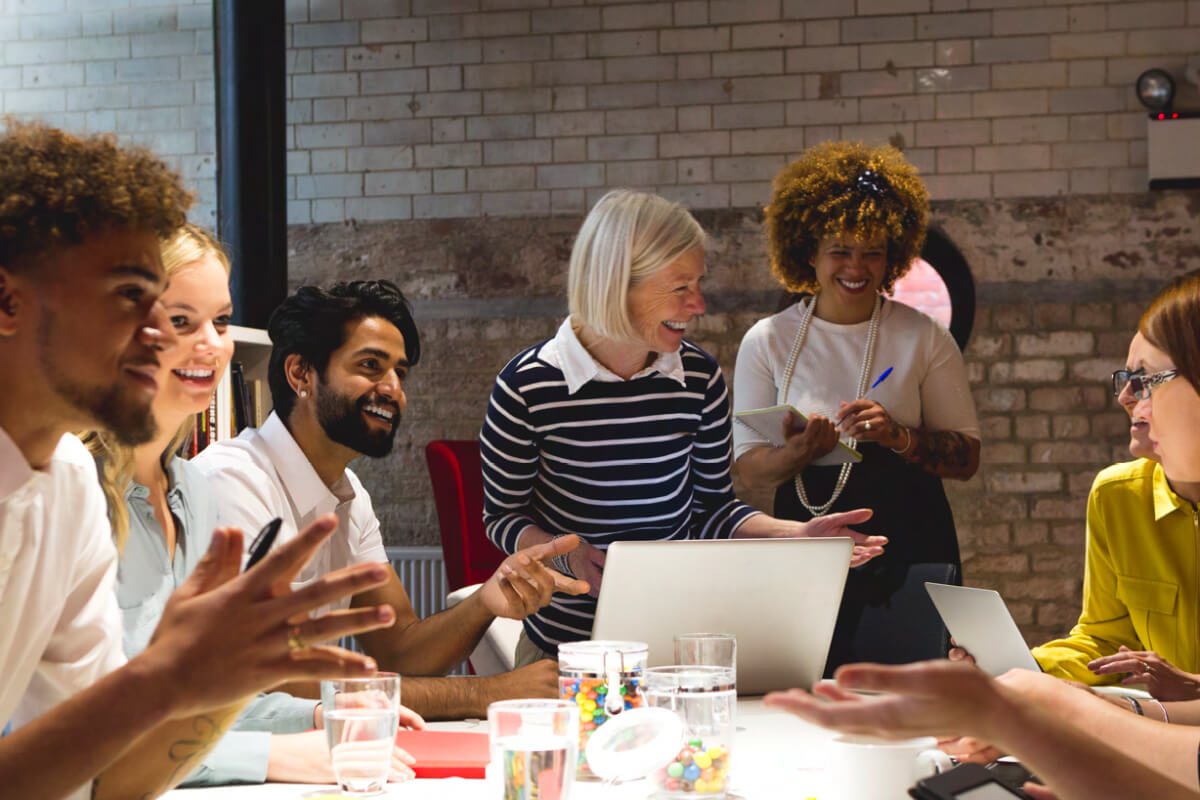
[480,189,886,666]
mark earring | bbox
[299,390,308,398]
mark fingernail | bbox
[363,658,377,672]
[377,606,394,622]
[368,565,387,580]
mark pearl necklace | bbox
[778,293,882,516]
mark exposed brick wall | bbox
[289,189,1200,645]
[279,0,1200,224]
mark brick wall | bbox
[289,190,1200,645]
[0,0,217,225]
[280,0,1200,224]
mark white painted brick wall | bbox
[4,1,1197,224]
[0,2,214,225]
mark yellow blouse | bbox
[1033,459,1200,683]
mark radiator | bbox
[386,545,449,620]
[342,546,469,676]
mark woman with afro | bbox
[732,141,981,672]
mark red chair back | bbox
[425,440,506,592]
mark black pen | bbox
[244,517,283,571]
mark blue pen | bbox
[868,366,894,393]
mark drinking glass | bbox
[321,673,401,796]
[488,699,579,800]
[673,633,736,679]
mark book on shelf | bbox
[181,360,270,458]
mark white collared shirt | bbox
[0,428,125,799]
[193,412,388,613]
[541,318,687,395]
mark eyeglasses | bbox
[1113,368,1179,400]
[1111,368,1142,397]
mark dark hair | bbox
[1139,271,1200,393]
[0,119,191,272]
[267,279,421,421]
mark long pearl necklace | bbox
[778,293,883,516]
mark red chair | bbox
[425,440,507,593]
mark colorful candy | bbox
[653,739,731,796]
[557,672,643,778]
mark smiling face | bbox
[1130,338,1200,482]
[152,254,234,431]
[313,315,409,458]
[810,233,889,322]
[1117,332,1157,461]
[28,230,169,445]
[627,246,707,355]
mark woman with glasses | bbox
[732,142,980,671]
[1026,273,1200,701]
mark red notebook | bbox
[394,729,491,779]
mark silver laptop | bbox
[591,537,853,696]
[925,583,1042,676]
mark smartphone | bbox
[909,763,1035,800]
[244,517,283,571]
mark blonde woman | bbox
[480,189,885,666]
[84,225,420,786]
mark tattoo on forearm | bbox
[910,429,974,477]
[0,274,16,316]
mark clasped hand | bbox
[1089,646,1200,701]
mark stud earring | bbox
[299,390,308,398]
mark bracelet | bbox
[890,425,913,455]
[1149,698,1170,724]
[1126,696,1144,715]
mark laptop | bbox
[591,537,853,696]
[925,583,1042,676]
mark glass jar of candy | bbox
[557,640,648,780]
[642,666,736,798]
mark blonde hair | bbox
[567,189,706,344]
[80,224,231,551]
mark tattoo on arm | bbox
[0,274,17,316]
[908,429,978,479]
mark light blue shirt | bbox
[116,456,318,786]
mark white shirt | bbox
[0,429,125,800]
[732,298,980,461]
[542,317,687,394]
[193,412,388,612]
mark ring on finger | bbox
[864,420,872,431]
[287,625,308,653]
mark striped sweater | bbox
[481,337,759,653]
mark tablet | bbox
[924,584,1042,677]
[734,404,863,466]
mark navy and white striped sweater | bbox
[481,338,759,654]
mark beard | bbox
[37,309,157,446]
[315,382,399,458]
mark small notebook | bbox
[734,404,863,466]
[394,729,491,779]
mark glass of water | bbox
[488,699,578,800]
[674,633,737,684]
[321,673,400,795]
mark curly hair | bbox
[764,141,929,295]
[0,119,192,272]
[267,280,421,422]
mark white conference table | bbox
[163,698,833,799]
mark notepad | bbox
[394,729,491,779]
[734,404,863,466]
